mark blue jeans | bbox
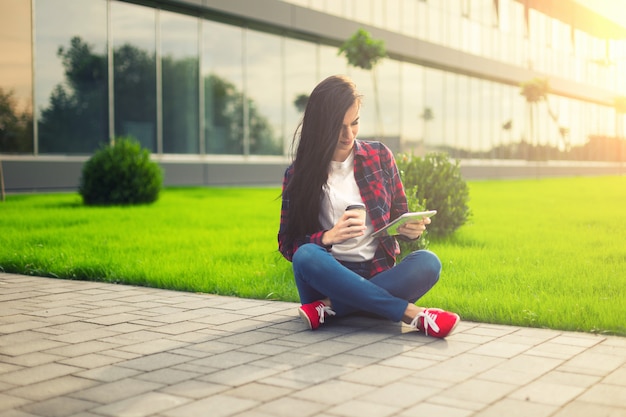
[292,243,441,322]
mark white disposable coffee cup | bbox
[345,204,366,224]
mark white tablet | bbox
[371,210,437,238]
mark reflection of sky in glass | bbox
[202,20,242,81]
[284,37,316,150]
[111,1,155,52]
[245,29,283,133]
[34,0,107,116]
[161,11,197,58]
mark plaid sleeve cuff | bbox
[309,231,332,250]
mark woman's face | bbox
[332,101,360,162]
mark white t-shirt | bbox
[319,152,377,262]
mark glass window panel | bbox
[400,0,416,37]
[416,1,428,40]
[111,1,157,152]
[202,20,244,154]
[324,0,344,17]
[384,0,401,33]
[488,81,501,158]
[476,79,490,156]
[245,29,283,155]
[511,82,525,159]
[423,68,444,153]
[308,0,326,14]
[556,96,570,159]
[400,62,424,153]
[456,74,471,157]
[35,0,108,154]
[345,64,382,140]
[161,11,199,154]
[452,10,466,51]
[467,77,480,154]
[333,59,395,145]
[569,99,585,159]
[350,0,372,26]
[0,0,33,153]
[428,7,443,45]
[498,84,516,159]
[371,1,384,28]
[284,38,317,156]
[376,59,401,152]
[320,43,348,80]
[443,72,458,157]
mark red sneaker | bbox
[298,300,336,330]
[410,308,460,338]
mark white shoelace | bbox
[410,309,440,335]
[316,304,336,324]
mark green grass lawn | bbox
[1,176,624,336]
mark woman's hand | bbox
[322,211,366,245]
[397,216,431,240]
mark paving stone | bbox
[188,350,267,369]
[116,352,192,372]
[357,380,441,408]
[6,375,97,402]
[161,394,257,417]
[58,353,123,369]
[438,378,517,406]
[0,338,66,356]
[290,379,375,405]
[225,382,293,402]
[469,340,532,358]
[557,351,625,377]
[0,363,81,386]
[117,338,188,355]
[603,366,626,386]
[576,383,626,408]
[43,340,120,357]
[472,398,557,417]
[508,380,586,406]
[2,352,64,367]
[551,400,626,417]
[399,402,474,417]
[91,392,190,417]
[259,396,329,417]
[340,364,413,386]
[0,394,31,412]
[20,396,97,417]
[199,364,282,387]
[158,380,230,399]
[135,367,200,385]
[70,377,163,404]
[327,399,401,417]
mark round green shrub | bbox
[79,137,163,206]
[397,152,470,238]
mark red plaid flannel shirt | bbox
[278,140,408,278]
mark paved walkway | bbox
[0,273,624,417]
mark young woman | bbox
[278,75,459,338]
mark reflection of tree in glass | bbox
[205,74,280,155]
[293,94,309,113]
[420,107,434,144]
[0,88,33,153]
[39,36,109,154]
[113,44,156,151]
[39,36,280,155]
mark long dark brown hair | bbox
[283,75,363,245]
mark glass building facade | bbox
[1,0,625,188]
